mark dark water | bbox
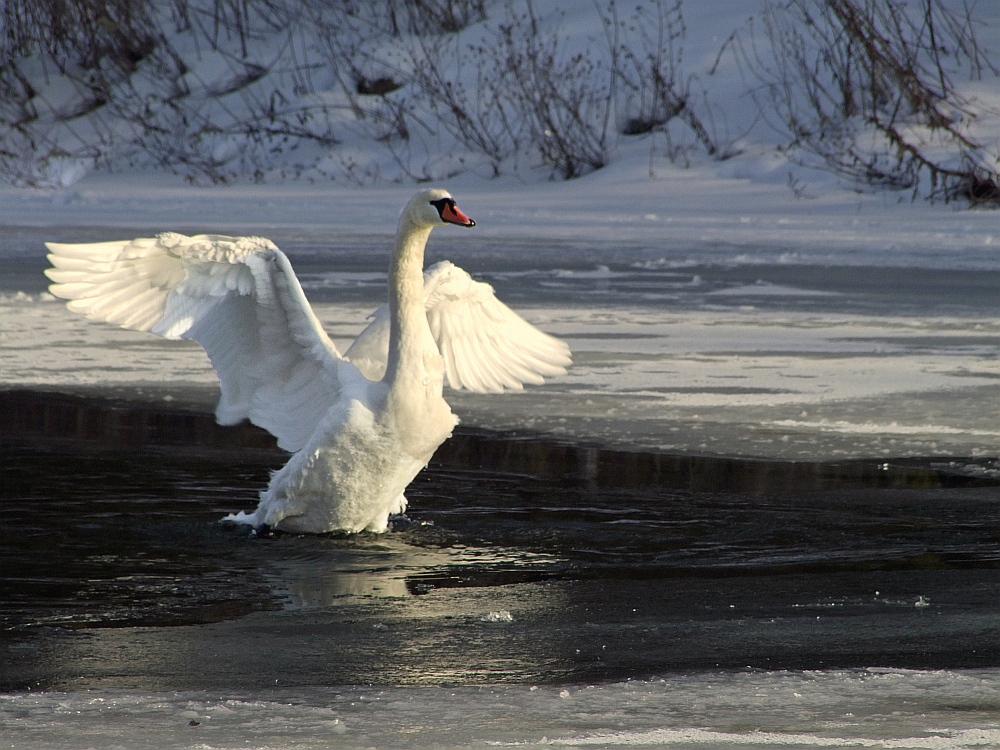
[2,392,1000,693]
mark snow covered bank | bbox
[4,0,1000,201]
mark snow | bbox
[3,670,1000,750]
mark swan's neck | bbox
[384,217,434,386]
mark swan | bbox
[44,189,571,534]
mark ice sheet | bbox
[4,289,1000,459]
[3,670,999,750]
[5,169,1000,265]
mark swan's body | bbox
[44,189,570,533]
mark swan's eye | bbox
[429,197,453,218]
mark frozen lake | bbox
[2,223,1000,748]
[6,225,1000,460]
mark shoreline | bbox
[4,387,997,495]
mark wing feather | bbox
[463,322,503,393]
[476,333,523,391]
[46,232,351,452]
[449,323,482,391]
[81,279,156,320]
[344,261,571,393]
[115,286,168,330]
[45,240,131,261]
[424,261,570,392]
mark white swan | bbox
[44,189,571,534]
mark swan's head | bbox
[404,188,476,229]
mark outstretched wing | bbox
[45,232,357,452]
[345,261,571,392]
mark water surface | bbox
[3,409,999,692]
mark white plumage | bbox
[46,232,346,453]
[345,260,571,391]
[44,190,571,534]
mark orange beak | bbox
[441,202,476,227]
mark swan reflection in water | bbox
[263,534,561,609]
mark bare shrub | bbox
[0,0,340,185]
[1,0,157,75]
[489,1,613,179]
[745,0,1000,203]
[376,0,614,180]
[0,0,158,185]
[306,0,487,109]
[115,1,341,183]
[404,30,524,177]
[600,0,732,163]
[322,0,487,37]
[400,0,488,35]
